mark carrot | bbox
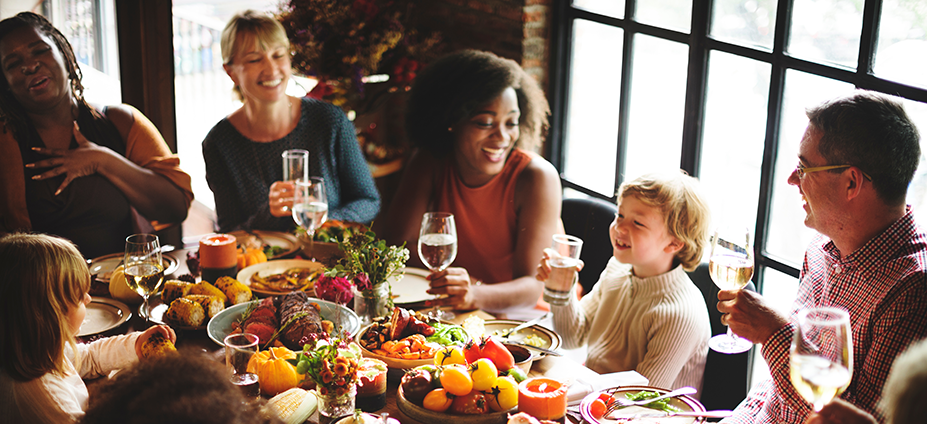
[401,351,421,360]
[380,340,397,353]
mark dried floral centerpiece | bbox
[290,337,362,417]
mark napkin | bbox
[565,371,649,405]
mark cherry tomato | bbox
[597,392,615,407]
[434,346,467,367]
[479,336,515,371]
[469,358,498,391]
[463,338,482,364]
[449,390,489,415]
[439,364,473,396]
[485,375,518,412]
[422,388,453,412]
[590,398,607,419]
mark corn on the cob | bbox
[183,294,224,318]
[189,281,228,305]
[164,297,205,327]
[139,333,176,360]
[161,280,193,304]
[214,276,252,305]
[264,388,318,424]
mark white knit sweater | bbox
[551,257,710,392]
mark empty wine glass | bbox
[418,212,458,321]
[124,234,165,323]
[708,225,755,354]
[293,177,328,255]
[790,307,853,412]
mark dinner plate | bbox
[140,293,206,331]
[237,259,324,296]
[579,386,706,424]
[483,319,562,353]
[229,230,300,260]
[207,297,361,346]
[78,297,132,337]
[391,268,432,306]
[88,252,179,283]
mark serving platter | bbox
[229,230,300,260]
[397,385,514,424]
[207,297,361,346]
[391,267,432,306]
[483,319,562,353]
[88,252,178,283]
[579,386,706,424]
[78,297,132,337]
[237,259,324,296]
[355,323,435,369]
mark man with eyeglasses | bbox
[717,91,927,424]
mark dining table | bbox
[83,246,648,424]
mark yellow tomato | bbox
[469,358,498,391]
[486,375,519,411]
[422,388,453,412]
[439,364,473,396]
[433,346,467,367]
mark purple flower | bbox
[315,276,354,305]
[353,273,371,291]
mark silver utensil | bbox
[607,386,697,413]
[499,312,552,338]
[623,410,734,420]
[503,340,561,356]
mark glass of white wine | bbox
[790,307,853,412]
[124,233,165,323]
[708,226,755,354]
[418,212,458,321]
[292,177,328,255]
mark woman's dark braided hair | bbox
[0,12,100,142]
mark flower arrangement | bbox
[277,0,443,111]
[291,337,362,398]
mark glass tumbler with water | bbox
[543,234,583,305]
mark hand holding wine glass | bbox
[124,234,165,323]
[790,307,853,412]
[708,226,755,354]
[418,212,458,320]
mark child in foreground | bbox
[538,171,712,391]
[0,233,175,423]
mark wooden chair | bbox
[560,197,618,296]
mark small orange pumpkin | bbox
[237,248,268,269]
[247,346,303,396]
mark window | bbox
[551,0,927,386]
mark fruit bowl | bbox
[396,385,514,424]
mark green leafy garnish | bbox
[426,323,469,346]
[625,391,681,413]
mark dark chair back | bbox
[561,197,617,295]
[687,262,755,411]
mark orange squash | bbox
[247,346,303,396]
[237,248,268,269]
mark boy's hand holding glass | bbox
[539,234,584,305]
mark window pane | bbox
[788,0,863,69]
[874,0,927,90]
[635,0,692,33]
[699,51,770,232]
[766,71,852,266]
[623,35,688,182]
[901,99,927,226]
[710,0,777,51]
[562,20,623,197]
[573,0,624,19]
[751,266,800,388]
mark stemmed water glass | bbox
[418,212,458,321]
[124,234,165,323]
[708,226,755,354]
[292,177,328,253]
[790,307,853,412]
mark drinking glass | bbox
[418,212,458,320]
[124,234,165,322]
[292,177,328,237]
[225,333,260,399]
[707,226,755,354]
[543,234,583,305]
[790,307,853,412]
[282,149,309,182]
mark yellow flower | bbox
[321,369,334,384]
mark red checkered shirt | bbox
[723,208,927,424]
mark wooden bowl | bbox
[397,385,514,424]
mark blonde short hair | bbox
[617,170,711,271]
[220,10,290,100]
[882,338,927,424]
[0,233,90,381]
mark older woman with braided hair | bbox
[0,12,193,258]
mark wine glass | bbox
[124,234,165,323]
[707,226,755,354]
[790,307,853,412]
[418,212,458,321]
[292,177,328,254]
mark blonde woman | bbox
[0,233,174,423]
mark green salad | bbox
[426,323,469,345]
[625,390,682,413]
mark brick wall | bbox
[413,0,552,93]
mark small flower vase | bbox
[354,283,391,326]
[318,385,356,418]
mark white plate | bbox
[78,297,132,337]
[237,259,324,296]
[140,293,206,331]
[579,385,705,424]
[207,297,361,346]
[228,230,300,260]
[88,252,178,283]
[391,268,432,306]
[483,319,562,352]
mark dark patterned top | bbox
[203,97,380,232]
[724,207,927,423]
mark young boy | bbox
[538,171,712,391]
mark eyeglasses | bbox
[795,163,872,181]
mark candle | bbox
[199,234,238,283]
[518,377,568,420]
[355,358,388,411]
